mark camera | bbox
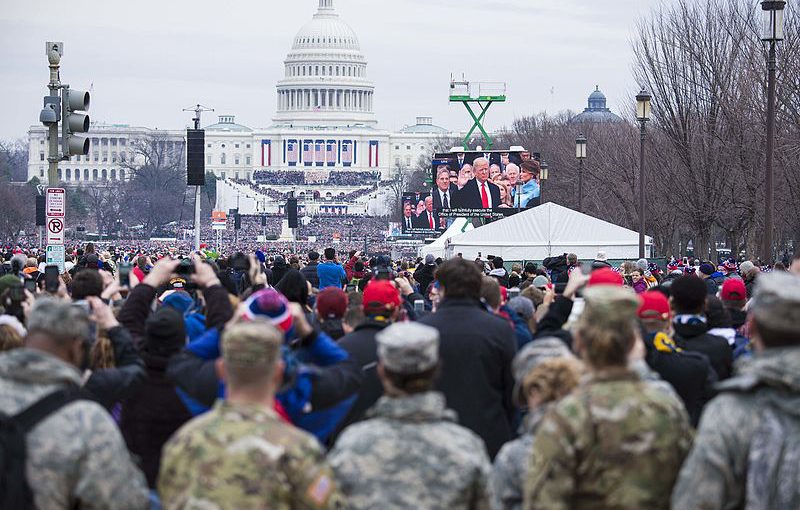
[175,258,195,276]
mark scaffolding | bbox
[449,75,506,149]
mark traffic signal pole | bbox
[46,43,61,187]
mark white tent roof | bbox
[419,217,474,259]
[444,202,653,260]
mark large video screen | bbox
[400,191,443,235]
[430,150,542,220]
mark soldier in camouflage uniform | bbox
[328,321,492,510]
[0,298,149,509]
[158,319,345,509]
[490,339,581,510]
[523,286,692,510]
[672,272,800,510]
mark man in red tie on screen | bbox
[452,157,501,210]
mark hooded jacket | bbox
[672,347,800,510]
[673,317,733,381]
[0,349,149,509]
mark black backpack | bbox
[0,389,84,509]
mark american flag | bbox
[286,139,298,166]
[326,141,336,166]
[368,140,379,167]
[342,140,352,166]
[302,140,313,166]
[261,140,271,167]
[315,140,325,167]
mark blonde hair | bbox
[0,325,23,352]
[523,358,583,403]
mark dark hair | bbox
[70,269,104,300]
[520,160,540,176]
[435,258,482,300]
[669,275,707,314]
[324,248,336,260]
[274,269,309,306]
[308,251,320,261]
[793,251,800,262]
[705,296,732,329]
[493,257,504,269]
[383,364,440,394]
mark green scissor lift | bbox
[449,76,506,149]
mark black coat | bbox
[431,185,458,210]
[418,298,517,459]
[270,262,290,286]
[453,178,501,209]
[331,319,390,444]
[414,264,436,294]
[300,261,320,289]
[673,321,733,381]
[120,352,192,487]
[643,337,717,427]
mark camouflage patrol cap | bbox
[580,285,641,326]
[376,322,439,375]
[221,319,283,369]
[750,272,800,334]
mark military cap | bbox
[751,272,800,334]
[222,320,282,368]
[376,322,439,374]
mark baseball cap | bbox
[720,278,747,301]
[532,275,549,289]
[424,254,435,265]
[316,287,348,319]
[362,280,401,314]
[637,291,670,321]
[587,267,623,287]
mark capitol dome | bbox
[273,0,376,127]
[570,86,623,124]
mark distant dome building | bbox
[397,116,448,134]
[570,86,623,124]
[273,0,376,126]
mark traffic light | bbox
[62,87,90,156]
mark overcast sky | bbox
[0,0,673,141]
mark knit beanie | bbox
[145,307,187,356]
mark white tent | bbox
[419,217,474,259]
[443,202,653,260]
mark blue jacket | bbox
[171,327,360,443]
[513,179,540,208]
[317,261,347,290]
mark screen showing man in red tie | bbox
[401,192,441,235]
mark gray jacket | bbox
[0,348,149,510]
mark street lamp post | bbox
[575,134,587,212]
[539,160,549,205]
[636,87,652,259]
[761,0,786,263]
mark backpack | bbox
[745,394,800,510]
[0,389,84,509]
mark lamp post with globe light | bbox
[636,87,652,259]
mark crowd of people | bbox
[250,170,380,188]
[0,241,799,509]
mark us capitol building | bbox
[26,0,454,215]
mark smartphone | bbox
[24,279,37,294]
[45,265,60,293]
[413,299,425,312]
[118,263,131,288]
[72,300,97,341]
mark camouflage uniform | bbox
[0,348,149,510]
[329,391,492,510]
[329,321,492,510]
[490,406,550,510]
[671,347,800,510]
[523,369,692,510]
[158,399,345,509]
